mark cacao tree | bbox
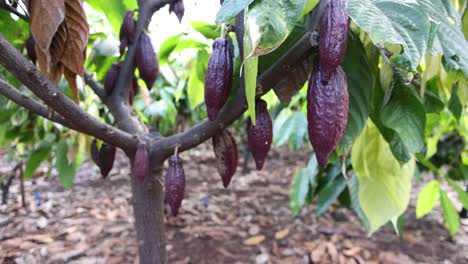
[0,0,467,263]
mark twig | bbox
[0,1,29,21]
[19,162,25,207]
[84,71,106,102]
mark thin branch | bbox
[152,1,328,162]
[107,0,177,135]
[0,34,138,152]
[84,71,106,102]
[0,1,29,21]
[0,78,77,129]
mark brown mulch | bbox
[0,143,467,264]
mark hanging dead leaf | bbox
[243,235,265,246]
[64,68,79,103]
[272,55,313,104]
[274,228,290,240]
[50,21,68,65]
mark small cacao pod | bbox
[104,63,121,95]
[134,142,149,182]
[212,129,238,188]
[246,100,273,170]
[98,142,116,178]
[25,36,36,64]
[90,139,100,166]
[204,37,234,121]
[165,154,185,216]
[169,0,185,23]
[307,65,348,167]
[136,32,159,90]
[319,0,349,82]
[120,11,136,44]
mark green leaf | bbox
[290,155,318,215]
[416,180,440,218]
[190,21,219,40]
[244,23,259,124]
[347,0,431,71]
[0,10,28,47]
[24,146,52,179]
[439,189,461,236]
[351,119,415,234]
[423,86,445,113]
[418,0,468,74]
[300,0,320,17]
[273,110,307,150]
[159,34,183,65]
[216,0,255,23]
[245,0,305,57]
[337,32,374,154]
[316,176,347,216]
[86,0,129,35]
[448,84,462,121]
[380,81,426,154]
[55,140,82,189]
[350,175,369,230]
[447,179,468,210]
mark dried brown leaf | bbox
[272,55,313,104]
[50,21,68,65]
[64,68,79,103]
[274,228,290,240]
[243,235,265,246]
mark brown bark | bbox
[130,159,167,263]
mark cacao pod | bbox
[25,36,36,64]
[104,63,121,95]
[98,142,116,178]
[136,32,159,90]
[212,129,238,188]
[169,0,185,23]
[134,142,149,182]
[90,139,100,166]
[165,154,185,216]
[204,37,234,121]
[119,37,128,57]
[319,0,349,82]
[120,11,136,43]
[246,100,273,170]
[307,65,348,167]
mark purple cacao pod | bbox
[136,32,159,90]
[25,36,36,64]
[212,129,238,188]
[319,0,349,82]
[90,139,100,166]
[169,0,185,23]
[165,155,185,216]
[134,142,149,182]
[119,37,128,57]
[307,65,348,167]
[104,63,121,95]
[204,37,234,121]
[98,142,116,178]
[246,100,273,170]
[120,11,136,44]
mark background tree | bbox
[0,0,467,263]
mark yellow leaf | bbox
[274,228,289,240]
[243,235,265,246]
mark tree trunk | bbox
[130,160,166,263]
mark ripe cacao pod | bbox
[307,65,348,167]
[165,154,185,216]
[104,63,121,95]
[204,37,234,121]
[90,139,100,166]
[319,0,349,82]
[119,38,128,57]
[136,32,159,90]
[25,36,36,64]
[98,142,116,178]
[169,0,185,23]
[120,11,136,43]
[134,142,149,182]
[246,100,273,170]
[212,129,238,188]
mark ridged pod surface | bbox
[319,0,349,82]
[204,37,234,121]
[119,11,136,56]
[169,0,185,23]
[165,155,185,216]
[25,36,36,64]
[134,142,149,182]
[307,66,348,167]
[104,63,121,95]
[136,32,159,90]
[246,100,273,170]
[90,139,100,166]
[212,129,238,188]
[98,142,116,178]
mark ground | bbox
[0,143,467,263]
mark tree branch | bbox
[152,0,328,162]
[0,1,29,21]
[0,34,138,152]
[84,71,106,102]
[0,78,78,129]
[107,0,177,135]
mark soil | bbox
[0,143,467,264]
